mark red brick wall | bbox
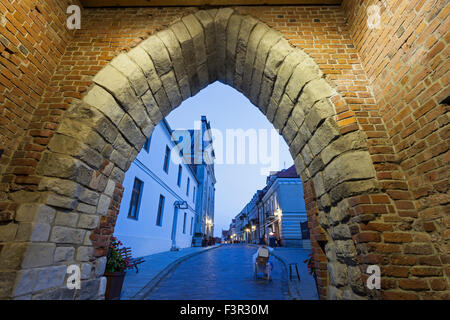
[342,0,449,299]
[0,0,80,204]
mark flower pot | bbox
[104,271,126,300]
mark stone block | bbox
[21,243,55,268]
[323,151,376,190]
[328,261,348,287]
[76,246,93,262]
[270,50,308,105]
[141,90,164,125]
[321,131,368,166]
[93,65,143,113]
[79,189,100,206]
[76,279,100,300]
[0,272,16,298]
[38,177,83,199]
[328,201,350,225]
[104,179,115,197]
[153,87,172,116]
[81,263,92,280]
[127,46,163,94]
[249,30,282,104]
[281,117,298,146]
[183,14,208,66]
[46,193,78,210]
[285,58,322,102]
[34,265,67,292]
[97,194,111,216]
[110,149,128,171]
[331,224,352,240]
[170,21,199,95]
[50,226,85,244]
[305,99,335,133]
[335,239,358,265]
[156,28,191,100]
[13,268,38,296]
[83,85,125,126]
[242,23,269,96]
[140,35,172,76]
[54,246,75,263]
[225,14,243,86]
[273,94,294,131]
[233,15,258,90]
[329,179,378,205]
[312,171,326,198]
[98,276,107,297]
[214,8,234,82]
[95,257,107,277]
[0,223,18,242]
[110,53,149,97]
[117,114,146,147]
[297,78,335,110]
[160,70,182,108]
[308,117,340,156]
[327,285,343,300]
[16,222,50,242]
[77,214,100,230]
[194,10,217,83]
[15,204,56,224]
[348,266,366,295]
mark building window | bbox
[163,146,170,173]
[156,194,165,226]
[143,136,151,152]
[128,178,143,220]
[190,217,194,235]
[183,212,187,234]
[193,186,196,204]
[177,165,182,186]
[186,178,190,196]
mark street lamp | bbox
[174,200,188,209]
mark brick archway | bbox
[0,8,440,300]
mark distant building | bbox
[177,116,216,246]
[232,165,310,248]
[114,117,216,257]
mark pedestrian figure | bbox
[253,245,274,281]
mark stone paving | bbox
[121,244,319,300]
[121,245,220,299]
[273,247,319,300]
[144,244,289,300]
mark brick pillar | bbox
[91,183,124,258]
[303,179,329,299]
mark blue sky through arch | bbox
[166,82,294,237]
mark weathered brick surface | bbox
[342,0,449,300]
[0,2,447,300]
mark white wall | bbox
[114,122,199,258]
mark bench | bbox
[118,247,145,273]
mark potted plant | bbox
[104,236,130,300]
[304,253,320,295]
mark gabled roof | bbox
[275,164,299,178]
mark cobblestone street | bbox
[144,245,290,300]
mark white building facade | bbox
[113,119,201,257]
